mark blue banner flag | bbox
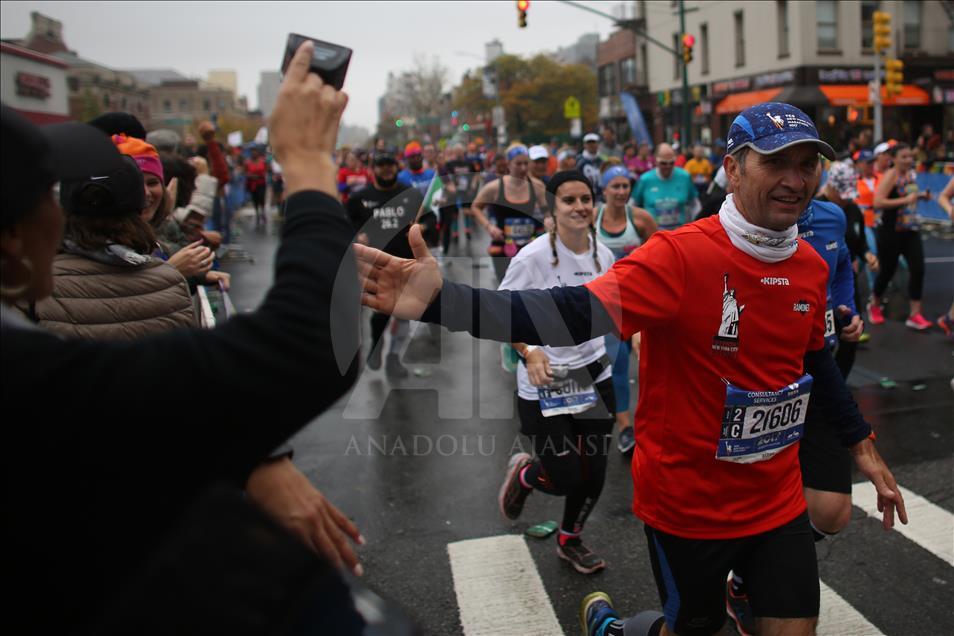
[620,92,652,147]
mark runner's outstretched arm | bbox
[355,225,618,345]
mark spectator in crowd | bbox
[621,142,639,179]
[2,40,366,633]
[19,142,197,339]
[196,122,233,244]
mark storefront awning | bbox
[715,89,782,115]
[773,85,830,107]
[819,84,931,107]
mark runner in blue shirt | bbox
[631,143,698,230]
[397,141,436,198]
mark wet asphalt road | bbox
[222,207,953,635]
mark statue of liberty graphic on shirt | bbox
[718,273,745,340]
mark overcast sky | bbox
[1,1,634,131]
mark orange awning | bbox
[715,89,782,115]
[819,84,931,107]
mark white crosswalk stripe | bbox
[817,580,884,636]
[448,535,564,636]
[852,481,954,566]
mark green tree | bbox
[451,54,597,143]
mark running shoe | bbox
[905,313,932,331]
[580,591,619,636]
[858,332,871,344]
[867,301,885,325]
[498,452,533,520]
[936,315,953,337]
[557,537,606,574]
[367,344,383,371]
[385,353,409,378]
[617,426,635,455]
[726,574,756,636]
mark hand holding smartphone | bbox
[281,33,352,90]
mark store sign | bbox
[934,69,954,82]
[711,77,751,97]
[16,72,51,99]
[753,70,795,89]
[817,67,878,83]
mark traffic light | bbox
[517,0,529,28]
[885,58,904,97]
[395,119,404,128]
[873,10,892,54]
[682,33,695,64]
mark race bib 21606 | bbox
[716,374,813,464]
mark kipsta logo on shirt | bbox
[712,273,745,355]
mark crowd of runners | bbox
[3,35,953,635]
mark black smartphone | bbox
[280,33,352,90]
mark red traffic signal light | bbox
[682,33,695,64]
[517,0,530,10]
[517,0,529,28]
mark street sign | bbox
[492,106,505,127]
[570,117,582,138]
[564,96,581,119]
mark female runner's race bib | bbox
[716,374,813,464]
[538,377,598,417]
[504,217,536,256]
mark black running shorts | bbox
[644,511,820,636]
[799,397,852,494]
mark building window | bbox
[598,64,616,96]
[620,57,637,87]
[179,98,188,111]
[163,99,171,113]
[673,33,681,79]
[203,99,212,112]
[734,12,745,67]
[121,96,127,109]
[700,23,710,74]
[817,0,839,51]
[903,0,921,49]
[67,77,79,92]
[861,1,879,50]
[777,1,790,57]
[103,93,110,108]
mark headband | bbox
[506,145,529,161]
[600,165,630,189]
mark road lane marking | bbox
[448,535,564,636]
[853,481,954,566]
[818,580,884,635]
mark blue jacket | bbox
[798,199,857,347]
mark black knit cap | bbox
[545,170,594,200]
[87,111,147,140]
[1,103,127,230]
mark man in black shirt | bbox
[441,143,476,252]
[347,152,436,377]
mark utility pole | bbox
[873,53,882,143]
[559,1,692,146]
[679,0,691,147]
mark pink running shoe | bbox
[905,313,932,331]
[867,302,885,325]
[938,315,953,337]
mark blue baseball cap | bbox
[726,102,835,160]
[852,148,874,163]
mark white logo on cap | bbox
[90,175,110,180]
[767,113,785,130]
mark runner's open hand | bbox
[355,225,443,320]
[851,438,908,530]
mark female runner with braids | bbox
[496,171,617,574]
[595,162,657,454]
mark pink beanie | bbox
[112,134,164,182]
